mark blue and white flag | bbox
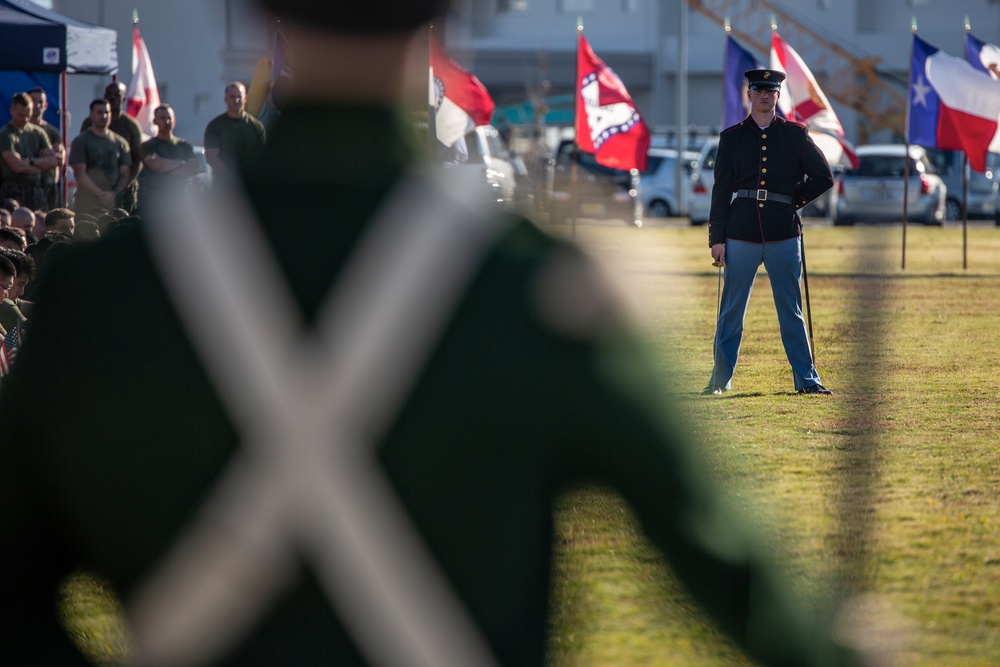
[966,32,1000,80]
[722,34,763,129]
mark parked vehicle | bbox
[925,148,999,220]
[444,125,517,209]
[688,137,719,225]
[544,139,641,227]
[833,144,946,226]
[637,148,700,218]
[689,135,837,224]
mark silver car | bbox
[925,148,999,220]
[834,144,946,226]
[637,148,700,218]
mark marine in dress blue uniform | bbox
[704,69,834,395]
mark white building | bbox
[51,0,1000,146]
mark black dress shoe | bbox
[799,384,833,395]
[701,385,726,395]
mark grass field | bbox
[61,220,999,665]
[544,220,1000,666]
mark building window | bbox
[559,0,596,13]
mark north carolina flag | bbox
[126,26,160,139]
[429,37,495,148]
[909,34,1000,172]
[771,32,858,168]
[966,32,1000,80]
[722,35,762,129]
[575,34,649,172]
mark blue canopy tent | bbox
[0,0,117,204]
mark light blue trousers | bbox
[707,237,822,391]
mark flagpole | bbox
[428,24,436,148]
[721,17,731,129]
[60,70,68,206]
[962,17,971,271]
[571,17,584,238]
[903,18,917,271]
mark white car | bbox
[688,137,720,225]
[444,125,516,209]
[637,148,700,219]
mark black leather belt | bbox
[735,189,793,205]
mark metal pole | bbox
[676,0,688,216]
[801,234,816,364]
[962,154,968,270]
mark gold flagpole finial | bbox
[770,14,777,31]
[132,8,139,26]
[724,16,731,33]
[964,16,971,32]
[911,16,918,33]
[577,16,583,33]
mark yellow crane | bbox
[688,0,908,140]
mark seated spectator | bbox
[43,208,75,238]
[0,198,18,214]
[0,248,32,332]
[75,218,100,242]
[23,232,72,299]
[10,207,37,245]
[0,254,14,338]
[96,212,116,233]
[0,228,27,252]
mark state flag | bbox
[575,33,649,172]
[429,37,495,148]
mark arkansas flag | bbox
[771,32,858,168]
[126,26,160,139]
[575,34,649,172]
[966,32,1000,80]
[909,34,1000,172]
[429,37,494,148]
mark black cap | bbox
[744,69,785,91]
[256,0,450,34]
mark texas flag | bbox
[429,37,495,148]
[966,32,1000,80]
[771,32,858,168]
[575,34,649,172]
[909,34,1000,172]
[126,25,160,139]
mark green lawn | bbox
[545,221,1000,666]
[61,221,1000,665]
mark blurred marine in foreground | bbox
[0,2,879,666]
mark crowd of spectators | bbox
[0,80,266,378]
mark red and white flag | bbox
[771,32,858,168]
[909,33,1000,173]
[429,37,495,148]
[575,34,649,172]
[126,26,161,139]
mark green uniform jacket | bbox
[0,106,861,667]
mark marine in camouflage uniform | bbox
[0,93,57,211]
